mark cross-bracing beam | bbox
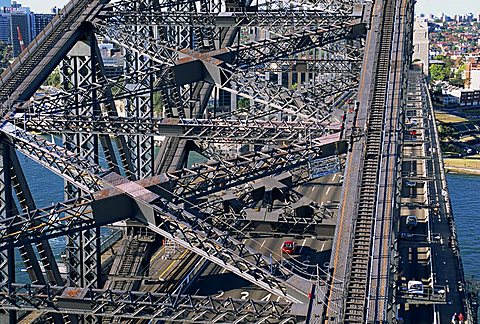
[12,114,331,144]
[166,133,344,200]
[0,283,297,322]
[208,21,365,67]
[258,58,363,74]
[108,0,361,14]
[0,140,343,248]
[99,9,356,29]
[0,123,336,304]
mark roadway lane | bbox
[396,70,468,323]
[185,172,344,307]
[297,172,343,209]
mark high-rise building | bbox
[0,13,10,44]
[10,11,31,56]
[32,13,54,38]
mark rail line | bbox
[0,0,100,105]
[342,0,397,321]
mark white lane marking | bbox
[261,293,272,302]
[332,174,337,181]
[320,242,325,251]
[311,187,315,192]
[325,187,331,196]
[320,202,324,206]
[261,240,266,248]
[299,239,307,253]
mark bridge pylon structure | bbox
[0,0,375,322]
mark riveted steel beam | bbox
[14,114,332,144]
[0,124,328,304]
[0,283,298,322]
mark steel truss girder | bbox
[14,114,331,144]
[0,152,336,247]
[167,134,344,201]
[1,123,104,193]
[60,41,104,295]
[299,72,360,104]
[0,283,297,322]
[100,9,355,29]
[123,49,156,179]
[17,64,173,115]
[208,21,365,67]
[94,23,179,66]
[214,68,330,122]
[0,0,104,105]
[0,125,322,303]
[109,0,358,14]
[91,23,365,123]
[17,65,330,123]
[202,185,336,234]
[258,59,362,74]
[0,143,10,285]
[1,190,314,303]
[100,18,365,69]
[0,196,97,250]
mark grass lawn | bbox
[434,111,468,123]
[444,156,480,169]
[459,135,479,143]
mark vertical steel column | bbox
[124,50,155,179]
[60,40,101,296]
[0,142,15,323]
[0,141,8,324]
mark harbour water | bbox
[12,154,480,288]
[446,173,480,279]
[13,150,206,283]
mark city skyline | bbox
[10,0,67,13]
[416,0,479,16]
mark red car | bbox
[282,241,296,254]
[409,130,417,136]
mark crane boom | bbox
[17,26,26,52]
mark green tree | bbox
[238,98,250,110]
[430,64,449,81]
[449,78,464,87]
[45,67,61,87]
[153,92,163,117]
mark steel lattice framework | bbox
[0,0,369,322]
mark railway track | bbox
[0,0,100,105]
[342,0,397,322]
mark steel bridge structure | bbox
[0,0,472,323]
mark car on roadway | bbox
[400,232,414,240]
[407,280,424,294]
[406,215,418,229]
[282,241,296,254]
[405,181,416,188]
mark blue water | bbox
[13,149,206,283]
[15,152,65,283]
[446,173,480,278]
